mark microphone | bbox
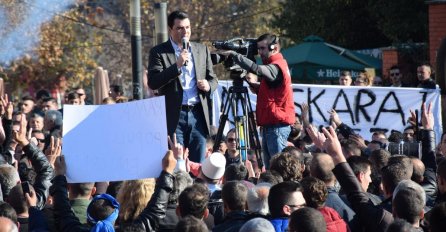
[182,37,189,66]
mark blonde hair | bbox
[116,178,156,223]
[358,72,373,86]
[115,96,129,103]
[102,97,115,104]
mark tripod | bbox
[212,70,263,169]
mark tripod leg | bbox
[244,91,264,170]
[213,87,234,152]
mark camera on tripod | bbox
[212,37,258,71]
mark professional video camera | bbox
[387,141,421,158]
[212,37,257,71]
[210,37,263,169]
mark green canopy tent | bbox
[281,35,382,83]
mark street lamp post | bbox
[154,2,168,45]
[130,0,143,100]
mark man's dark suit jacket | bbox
[147,40,218,136]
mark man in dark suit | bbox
[148,10,218,163]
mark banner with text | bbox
[214,81,442,143]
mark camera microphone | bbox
[182,37,189,66]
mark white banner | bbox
[214,81,442,143]
[63,97,167,183]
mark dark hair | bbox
[388,155,414,177]
[258,170,283,185]
[35,89,51,100]
[67,92,80,101]
[370,149,390,172]
[257,33,279,46]
[429,202,446,232]
[301,177,327,208]
[224,163,247,181]
[270,152,302,182]
[167,10,189,29]
[410,157,424,183]
[340,139,361,156]
[347,156,371,176]
[178,184,209,218]
[69,183,95,198]
[268,181,302,217]
[8,185,29,215]
[0,202,18,224]
[437,159,446,181]
[221,181,247,211]
[340,71,351,77]
[388,130,404,143]
[393,188,424,224]
[21,95,35,102]
[390,65,400,71]
[87,199,115,221]
[175,215,208,232]
[289,207,326,232]
[310,153,335,183]
[42,97,57,104]
[381,162,412,194]
[386,218,416,232]
[110,85,123,95]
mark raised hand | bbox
[162,150,177,174]
[305,124,326,150]
[25,189,37,207]
[421,102,433,130]
[350,134,367,150]
[54,154,66,176]
[45,136,62,168]
[13,114,29,146]
[322,126,346,164]
[329,109,342,126]
[1,94,13,120]
[301,103,310,126]
[168,133,184,160]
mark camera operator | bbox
[218,33,295,168]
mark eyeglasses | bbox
[390,73,400,77]
[227,138,237,143]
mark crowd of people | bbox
[337,63,436,89]
[0,9,444,232]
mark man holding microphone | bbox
[148,10,218,163]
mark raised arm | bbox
[322,126,393,232]
[416,103,437,201]
[14,114,54,210]
[131,150,177,231]
[50,155,89,232]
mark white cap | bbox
[201,152,226,180]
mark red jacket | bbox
[319,206,350,232]
[256,53,295,126]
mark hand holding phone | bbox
[21,181,31,196]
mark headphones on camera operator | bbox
[269,35,279,51]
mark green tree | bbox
[274,0,427,49]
